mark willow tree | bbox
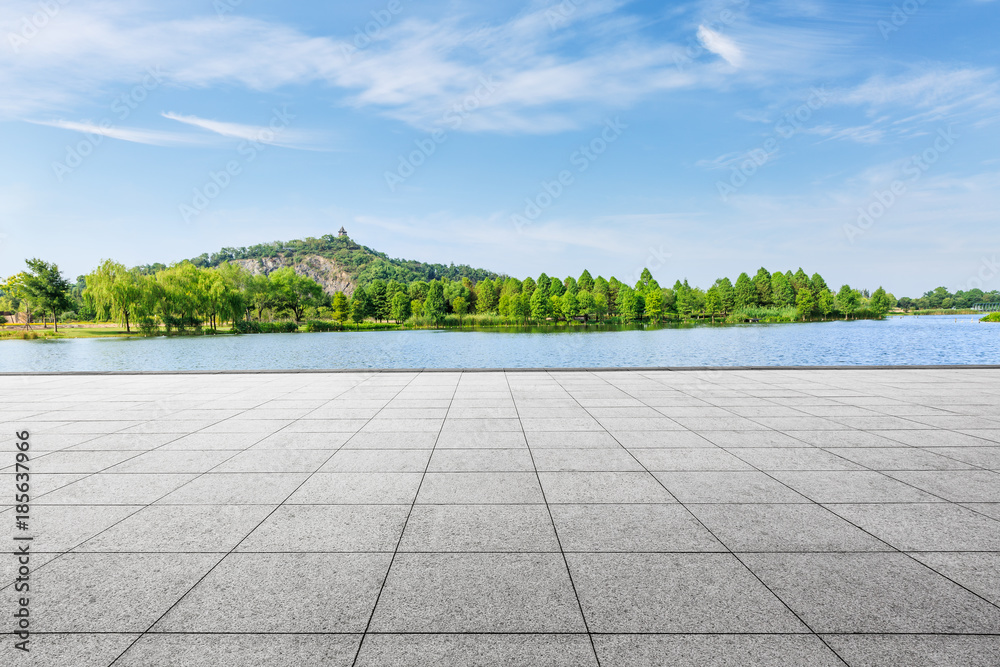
[84,260,149,333]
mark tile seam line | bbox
[508,369,604,667]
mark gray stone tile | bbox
[551,504,722,552]
[963,502,1000,520]
[611,430,715,448]
[909,552,1000,605]
[436,431,527,448]
[427,448,534,472]
[785,430,904,447]
[594,634,844,667]
[320,449,431,472]
[729,448,864,471]
[532,447,644,471]
[822,634,1000,667]
[157,472,308,504]
[416,472,543,504]
[698,430,807,448]
[237,505,408,552]
[655,471,808,503]
[355,634,597,667]
[689,503,888,552]
[742,552,1000,633]
[25,450,137,473]
[539,471,675,503]
[769,471,942,503]
[399,504,559,552]
[105,450,235,473]
[568,553,806,632]
[154,553,391,632]
[599,417,686,431]
[251,431,352,450]
[0,504,139,552]
[630,448,753,471]
[289,472,422,504]
[826,447,976,471]
[33,553,220,631]
[524,431,621,448]
[884,470,1000,501]
[78,504,272,552]
[827,503,1000,551]
[923,446,1000,468]
[37,473,197,505]
[6,633,139,667]
[369,553,586,632]
[342,432,439,449]
[117,634,360,667]
[210,449,332,472]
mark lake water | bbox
[1,315,996,372]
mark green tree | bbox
[20,259,72,332]
[869,286,892,317]
[704,284,722,322]
[734,272,755,309]
[452,296,468,325]
[578,269,594,292]
[368,279,389,322]
[771,272,795,307]
[752,268,773,306]
[423,281,447,323]
[716,277,735,314]
[331,292,349,322]
[618,285,640,322]
[836,284,860,320]
[83,260,147,333]
[530,287,551,321]
[560,290,579,320]
[795,289,816,321]
[817,288,835,320]
[270,268,323,324]
[390,292,411,323]
[349,293,366,326]
[577,290,594,318]
[592,293,608,321]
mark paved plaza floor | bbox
[3,368,1000,666]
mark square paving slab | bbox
[2,368,999,665]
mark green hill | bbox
[160,232,498,296]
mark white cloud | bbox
[26,119,212,146]
[161,112,327,150]
[697,25,744,67]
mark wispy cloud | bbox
[697,25,744,67]
[161,112,326,150]
[26,119,211,146]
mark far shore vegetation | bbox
[3,243,999,339]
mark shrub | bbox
[233,320,299,334]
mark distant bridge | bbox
[972,302,1000,312]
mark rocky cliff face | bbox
[231,255,357,296]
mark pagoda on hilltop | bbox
[338,226,347,237]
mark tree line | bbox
[3,257,942,333]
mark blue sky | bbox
[1,0,998,296]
